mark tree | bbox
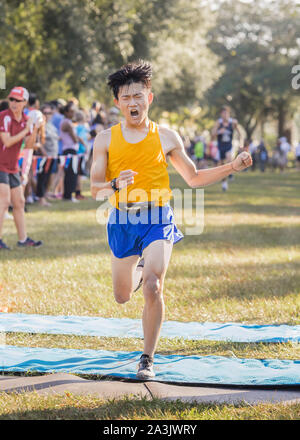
[0,0,219,115]
[206,0,300,139]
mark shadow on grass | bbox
[175,223,300,248]
[0,395,245,420]
[0,221,109,261]
[204,203,300,216]
[1,220,299,263]
[168,259,300,300]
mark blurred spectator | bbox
[91,102,108,129]
[36,104,59,206]
[69,97,79,109]
[0,101,12,219]
[24,93,40,115]
[295,142,300,171]
[208,140,219,165]
[238,138,250,154]
[86,128,97,176]
[108,106,120,127]
[89,101,101,125]
[46,100,66,199]
[249,139,257,171]
[257,140,268,172]
[74,110,89,200]
[193,135,206,168]
[0,100,9,112]
[24,93,45,204]
[50,100,64,154]
[75,111,89,155]
[278,136,291,171]
[60,102,81,202]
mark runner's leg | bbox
[111,253,141,304]
[141,239,173,357]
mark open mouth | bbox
[130,109,139,117]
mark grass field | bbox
[0,167,300,419]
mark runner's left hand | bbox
[231,152,252,172]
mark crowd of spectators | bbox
[0,95,120,212]
[185,133,300,173]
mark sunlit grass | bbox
[1,168,299,323]
[0,392,300,420]
[0,168,299,419]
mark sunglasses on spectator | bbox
[43,111,52,115]
[9,97,24,103]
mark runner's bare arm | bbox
[167,128,252,188]
[233,119,244,148]
[61,120,78,143]
[90,129,112,200]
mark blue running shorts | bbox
[107,204,184,258]
[218,143,232,160]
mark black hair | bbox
[29,93,38,106]
[0,100,9,112]
[49,100,58,108]
[63,101,75,115]
[107,60,152,99]
[221,105,231,113]
[92,113,104,126]
[41,103,53,112]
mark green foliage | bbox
[0,0,298,134]
[0,0,218,113]
[206,0,300,137]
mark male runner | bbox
[211,106,244,191]
[0,86,43,250]
[90,61,252,379]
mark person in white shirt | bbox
[278,137,291,171]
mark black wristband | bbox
[111,178,118,192]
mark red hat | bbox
[8,86,29,101]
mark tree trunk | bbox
[278,100,286,138]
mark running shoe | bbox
[0,239,11,250]
[4,212,13,220]
[136,354,155,380]
[17,237,43,248]
[134,257,144,292]
[222,180,228,192]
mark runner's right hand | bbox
[117,170,138,189]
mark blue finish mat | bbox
[1,313,300,343]
[0,345,299,385]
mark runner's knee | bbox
[114,289,131,304]
[143,275,163,301]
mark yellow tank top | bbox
[105,121,172,209]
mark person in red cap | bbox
[0,86,44,250]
